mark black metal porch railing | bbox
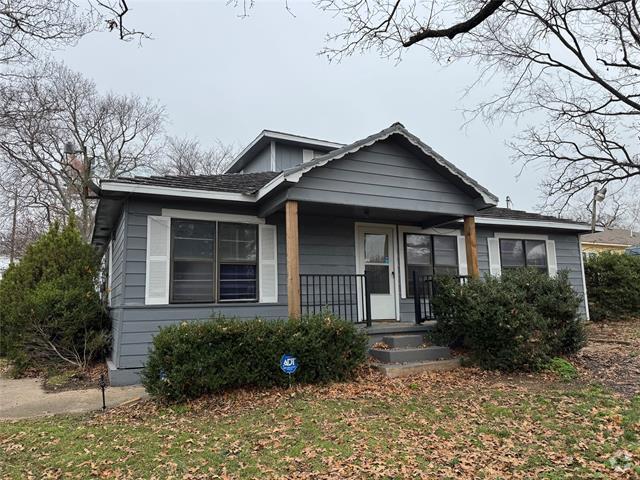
[413,271,470,324]
[300,274,371,326]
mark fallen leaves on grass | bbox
[2,366,638,479]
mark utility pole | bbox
[591,186,607,233]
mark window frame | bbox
[403,233,459,298]
[217,222,259,303]
[168,218,259,304]
[498,238,548,273]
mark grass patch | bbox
[1,370,638,479]
[547,357,578,380]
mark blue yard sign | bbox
[280,354,298,375]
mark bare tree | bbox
[0,62,165,239]
[320,1,640,210]
[158,136,236,176]
[0,0,94,68]
[1,0,147,73]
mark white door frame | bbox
[354,222,400,321]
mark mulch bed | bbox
[42,362,109,393]
[572,319,640,398]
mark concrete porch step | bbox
[382,334,425,349]
[369,345,451,364]
[375,358,461,378]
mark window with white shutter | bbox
[258,224,278,303]
[487,237,501,276]
[145,216,171,305]
[457,236,468,276]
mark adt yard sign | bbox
[280,354,298,375]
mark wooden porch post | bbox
[463,215,480,279]
[286,200,301,318]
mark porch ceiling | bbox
[294,201,462,228]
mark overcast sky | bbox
[56,1,546,211]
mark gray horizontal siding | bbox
[109,307,123,366]
[288,140,479,215]
[550,233,587,317]
[110,209,127,307]
[275,144,303,170]
[243,145,271,173]
[117,303,288,368]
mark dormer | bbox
[226,130,343,174]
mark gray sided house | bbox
[92,123,592,385]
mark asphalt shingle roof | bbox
[477,207,588,226]
[581,229,640,245]
[103,171,281,194]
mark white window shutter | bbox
[145,216,171,305]
[107,241,113,307]
[487,237,502,276]
[259,224,278,303]
[546,240,558,277]
[457,236,468,276]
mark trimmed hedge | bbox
[142,314,368,401]
[429,268,585,371]
[584,252,640,321]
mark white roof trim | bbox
[472,216,591,231]
[101,182,256,202]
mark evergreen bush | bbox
[430,268,584,371]
[142,314,368,401]
[585,252,640,321]
[0,218,110,374]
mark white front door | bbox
[356,224,397,320]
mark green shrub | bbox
[585,252,640,321]
[142,314,368,401]
[430,268,585,371]
[0,217,110,374]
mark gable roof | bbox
[280,122,498,207]
[226,129,344,174]
[102,171,279,195]
[581,228,640,246]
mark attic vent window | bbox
[302,149,315,163]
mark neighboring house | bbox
[581,229,640,256]
[92,122,592,385]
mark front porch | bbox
[282,199,480,326]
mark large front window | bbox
[170,219,258,303]
[499,239,547,273]
[405,234,458,297]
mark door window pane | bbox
[500,239,526,269]
[365,265,390,294]
[365,234,388,264]
[171,220,215,303]
[525,240,547,271]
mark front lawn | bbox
[1,368,638,479]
